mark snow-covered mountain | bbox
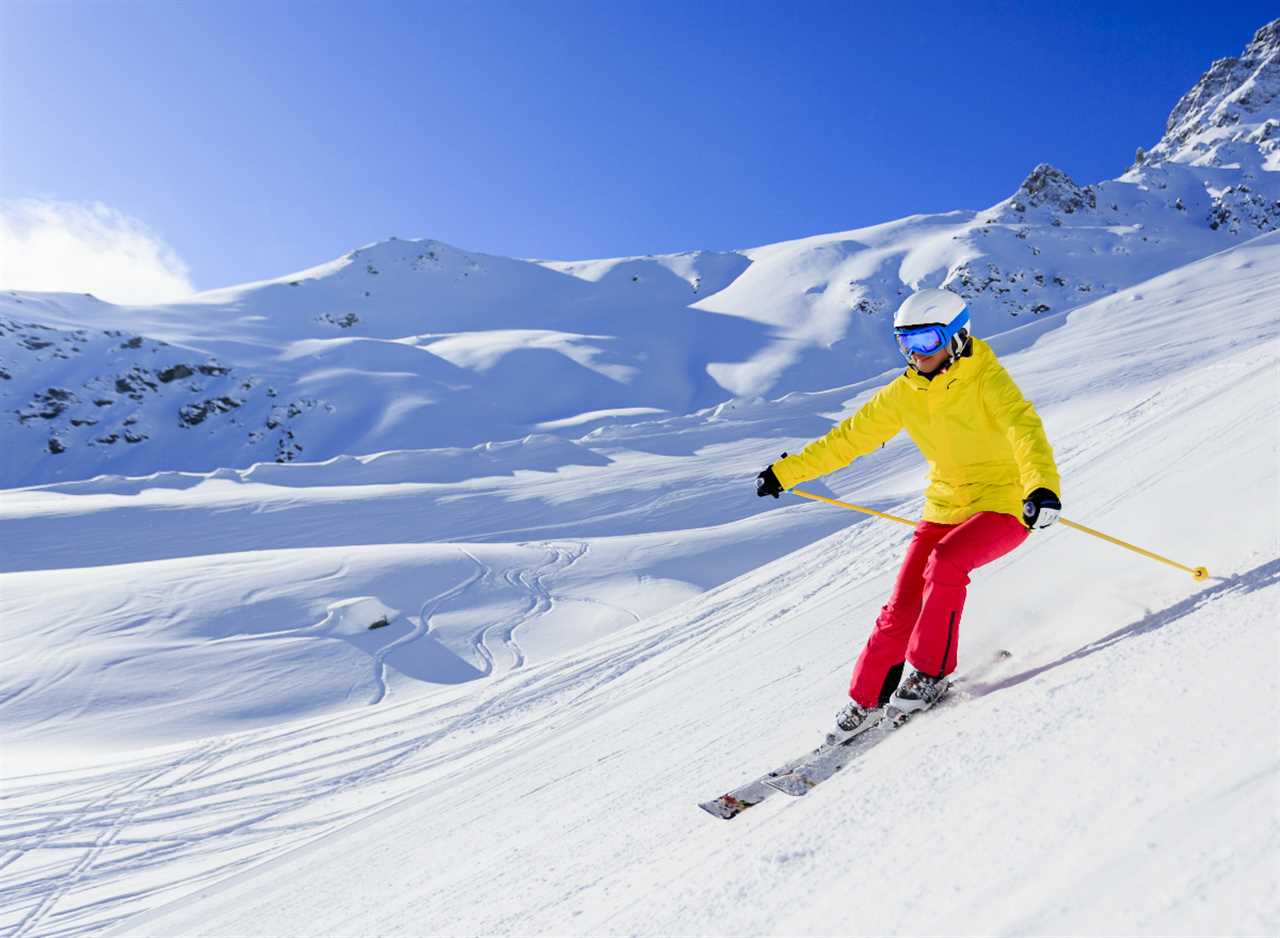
[3,21,1278,488]
[2,20,1278,938]
[4,219,1277,938]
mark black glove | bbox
[1022,487,1061,530]
[756,453,787,499]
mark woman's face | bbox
[911,347,950,373]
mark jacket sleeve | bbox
[982,358,1062,498]
[772,383,904,490]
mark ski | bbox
[696,774,788,820]
[764,681,951,797]
[698,650,1012,818]
[697,713,886,819]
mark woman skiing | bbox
[755,287,1061,731]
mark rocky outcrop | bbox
[178,397,242,428]
[18,387,77,423]
[1207,183,1280,233]
[1151,19,1280,162]
[1009,164,1098,216]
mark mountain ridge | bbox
[2,19,1277,487]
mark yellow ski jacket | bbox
[772,338,1060,525]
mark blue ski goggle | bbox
[894,308,970,357]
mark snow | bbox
[0,228,1275,937]
[415,329,641,382]
[534,406,667,431]
[2,24,1280,938]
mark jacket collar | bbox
[902,338,985,390]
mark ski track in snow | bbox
[6,740,232,938]
[0,520,893,938]
[369,550,488,705]
[0,538,626,936]
[453,540,591,676]
[486,543,579,671]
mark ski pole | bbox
[1057,518,1209,581]
[789,488,915,527]
[789,489,1210,581]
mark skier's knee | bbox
[874,602,917,635]
[924,543,968,585]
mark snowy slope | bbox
[2,22,1278,488]
[2,228,1277,938]
[2,21,1279,938]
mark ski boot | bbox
[827,700,881,744]
[886,669,950,727]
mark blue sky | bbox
[2,0,1276,292]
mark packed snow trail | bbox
[1,508,916,938]
[109,559,1278,938]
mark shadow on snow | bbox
[973,556,1280,697]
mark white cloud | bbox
[0,199,196,304]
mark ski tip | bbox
[698,795,756,820]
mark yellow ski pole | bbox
[1057,518,1210,581]
[789,488,915,527]
[789,488,1210,581]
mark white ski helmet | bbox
[892,288,972,365]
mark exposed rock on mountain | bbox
[1008,164,1098,216]
[1154,19,1280,163]
[2,20,1277,487]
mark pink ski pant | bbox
[849,511,1028,708]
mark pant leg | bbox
[906,511,1029,679]
[848,521,953,707]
